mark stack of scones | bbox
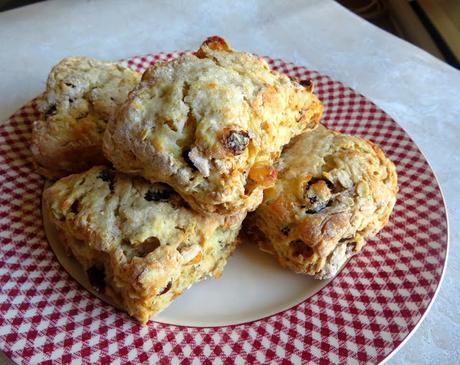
[33,37,397,324]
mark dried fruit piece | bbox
[98,169,115,192]
[158,281,172,296]
[44,104,57,118]
[281,226,290,236]
[249,163,277,184]
[196,35,230,58]
[222,130,250,155]
[87,266,106,292]
[70,200,79,214]
[304,178,333,213]
[300,79,313,92]
[144,186,173,202]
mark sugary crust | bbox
[253,126,398,279]
[103,36,323,215]
[31,57,141,179]
[43,166,244,324]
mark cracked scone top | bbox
[43,166,245,324]
[31,57,141,178]
[252,125,398,279]
[103,36,323,215]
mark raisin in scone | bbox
[103,36,323,216]
[252,125,398,279]
[31,57,141,179]
[43,166,245,324]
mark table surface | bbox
[0,0,459,363]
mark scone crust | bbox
[103,36,323,215]
[43,166,244,324]
[32,57,141,178]
[253,125,398,279]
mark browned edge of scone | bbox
[31,133,108,179]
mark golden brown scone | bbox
[252,125,398,279]
[103,36,323,216]
[31,57,141,179]
[43,166,245,324]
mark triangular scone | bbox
[252,126,398,279]
[103,36,323,215]
[31,57,141,179]
[43,166,245,324]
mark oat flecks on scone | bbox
[253,125,398,279]
[43,166,245,324]
[103,36,323,216]
[31,57,141,179]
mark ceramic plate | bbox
[0,52,448,364]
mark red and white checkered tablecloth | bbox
[0,52,448,364]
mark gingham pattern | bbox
[0,52,447,364]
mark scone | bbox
[252,125,398,279]
[43,166,245,324]
[103,36,323,215]
[31,57,141,179]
